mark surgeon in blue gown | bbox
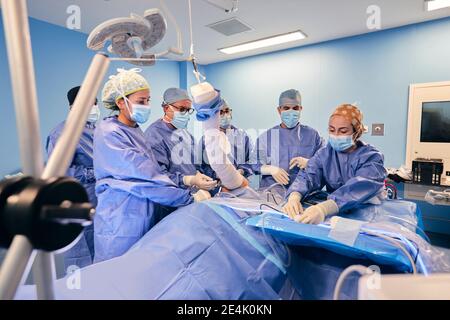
[283,104,387,224]
[46,86,99,269]
[200,100,254,180]
[144,88,217,192]
[251,89,324,189]
[94,69,210,263]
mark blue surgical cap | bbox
[279,89,302,107]
[163,88,191,105]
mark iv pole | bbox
[0,0,110,300]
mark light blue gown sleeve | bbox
[98,130,193,207]
[46,128,84,181]
[237,133,254,177]
[249,135,267,174]
[150,142,187,188]
[328,152,386,212]
[287,152,325,198]
[45,132,56,156]
[315,133,326,153]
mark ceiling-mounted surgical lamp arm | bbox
[158,0,184,57]
[187,0,206,83]
[202,0,239,13]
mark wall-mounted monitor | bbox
[420,101,450,143]
[406,82,450,186]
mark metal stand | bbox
[0,0,110,300]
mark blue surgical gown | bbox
[93,116,194,263]
[200,125,254,179]
[144,119,200,188]
[46,121,96,270]
[287,141,387,212]
[251,123,325,188]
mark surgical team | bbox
[47,68,386,268]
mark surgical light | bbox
[218,30,307,55]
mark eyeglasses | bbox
[220,108,232,116]
[280,106,301,111]
[169,104,194,115]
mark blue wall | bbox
[204,17,450,168]
[0,15,180,177]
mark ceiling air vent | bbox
[207,17,252,36]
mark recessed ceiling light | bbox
[425,0,450,11]
[218,30,307,55]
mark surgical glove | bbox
[183,171,218,191]
[193,190,211,202]
[260,165,290,185]
[238,168,245,176]
[282,192,303,219]
[221,177,249,193]
[289,157,309,170]
[294,199,339,225]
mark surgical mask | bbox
[329,134,354,152]
[281,110,300,129]
[171,111,190,129]
[112,78,151,124]
[125,99,151,124]
[220,115,232,129]
[87,104,100,123]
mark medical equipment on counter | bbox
[425,189,450,205]
[387,165,412,183]
[412,158,444,186]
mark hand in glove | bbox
[261,165,290,185]
[294,200,339,225]
[282,192,303,219]
[183,171,218,191]
[221,177,249,193]
[193,189,211,202]
[289,157,309,170]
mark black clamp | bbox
[0,176,93,251]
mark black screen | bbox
[420,101,450,143]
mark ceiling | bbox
[22,0,450,64]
